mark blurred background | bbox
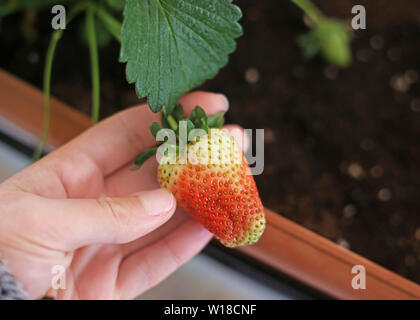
[1,0,420,287]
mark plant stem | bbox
[32,29,63,161]
[95,6,122,43]
[33,2,91,161]
[291,0,325,25]
[167,115,178,131]
[86,5,101,124]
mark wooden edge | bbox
[237,208,420,299]
[1,68,420,300]
[0,69,91,147]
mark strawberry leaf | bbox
[120,0,242,113]
[161,112,171,129]
[132,147,158,170]
[207,111,224,128]
[189,106,207,128]
[150,122,163,138]
[214,116,225,128]
[172,104,185,121]
[185,119,195,136]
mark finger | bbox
[67,212,192,299]
[46,105,158,177]
[45,92,229,177]
[120,208,191,257]
[115,220,212,299]
[40,188,176,249]
[178,91,229,115]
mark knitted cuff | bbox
[0,261,27,300]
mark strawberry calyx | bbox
[132,105,225,170]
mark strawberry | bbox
[133,105,265,247]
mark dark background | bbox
[1,0,420,284]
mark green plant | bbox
[293,0,353,67]
[0,0,352,160]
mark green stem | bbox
[95,6,122,43]
[32,2,91,161]
[32,29,63,161]
[291,0,325,25]
[86,5,101,124]
[167,115,178,131]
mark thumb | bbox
[41,188,176,250]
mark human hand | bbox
[0,91,246,299]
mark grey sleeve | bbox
[0,261,27,300]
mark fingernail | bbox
[139,189,175,216]
[217,93,230,111]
